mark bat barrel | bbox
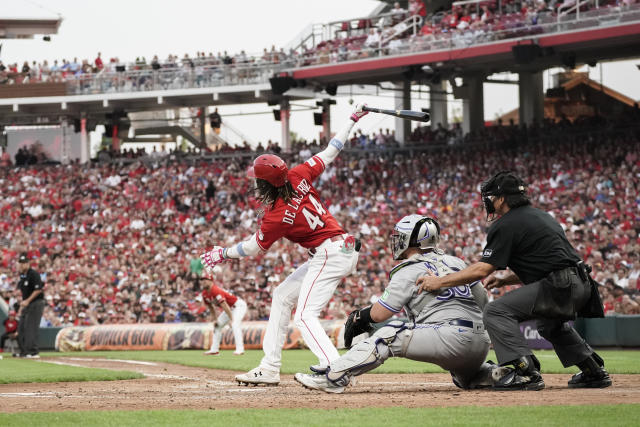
[362,106,430,122]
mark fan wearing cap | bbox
[1,310,18,353]
[200,269,247,356]
[15,252,45,358]
[201,103,368,386]
[416,171,610,391]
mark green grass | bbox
[41,349,640,375]
[0,405,638,426]
[0,358,143,384]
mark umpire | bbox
[16,253,45,358]
[417,171,610,391]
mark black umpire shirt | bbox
[18,268,45,302]
[481,205,581,284]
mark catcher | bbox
[294,215,508,393]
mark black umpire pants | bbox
[18,299,45,355]
[483,267,593,368]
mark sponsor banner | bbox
[519,320,554,350]
[56,320,346,352]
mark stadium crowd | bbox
[1,111,639,328]
[2,0,637,89]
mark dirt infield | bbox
[1,357,638,413]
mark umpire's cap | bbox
[18,253,29,263]
[481,171,527,197]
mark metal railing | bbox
[558,0,594,24]
[65,61,290,95]
[292,4,640,68]
[4,4,639,97]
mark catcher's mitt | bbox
[343,306,373,348]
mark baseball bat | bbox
[362,106,430,122]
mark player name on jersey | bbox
[282,178,320,226]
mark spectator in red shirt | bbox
[94,52,103,71]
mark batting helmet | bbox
[247,154,288,187]
[390,215,441,260]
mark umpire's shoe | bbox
[493,356,545,391]
[568,353,612,389]
[294,372,348,394]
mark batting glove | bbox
[350,103,369,122]
[200,246,227,272]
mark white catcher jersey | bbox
[377,252,484,324]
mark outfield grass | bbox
[0,405,638,427]
[0,358,143,384]
[42,349,640,375]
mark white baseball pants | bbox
[210,298,247,353]
[259,238,359,371]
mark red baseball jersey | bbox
[256,155,345,250]
[202,285,238,307]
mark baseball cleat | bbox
[203,350,220,356]
[294,372,347,394]
[235,367,280,386]
[233,351,245,356]
[492,370,545,391]
[492,365,515,383]
[309,364,328,374]
[568,369,612,389]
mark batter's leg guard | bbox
[327,320,405,384]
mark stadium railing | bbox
[8,4,639,97]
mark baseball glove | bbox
[343,306,373,349]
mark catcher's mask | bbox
[480,170,527,216]
[390,214,440,260]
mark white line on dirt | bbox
[0,392,55,397]
[66,358,158,366]
[38,360,89,368]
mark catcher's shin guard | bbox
[327,320,405,383]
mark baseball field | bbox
[1,349,638,426]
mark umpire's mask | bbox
[390,215,440,260]
[480,170,527,217]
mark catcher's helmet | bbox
[247,154,288,187]
[390,214,440,260]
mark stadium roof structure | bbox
[497,71,639,125]
[1,2,62,39]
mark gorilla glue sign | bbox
[55,319,346,352]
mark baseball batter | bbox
[200,104,369,385]
[295,215,506,393]
[200,274,247,355]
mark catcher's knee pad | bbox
[327,321,406,383]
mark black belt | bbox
[449,319,473,328]
[449,319,485,334]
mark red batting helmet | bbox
[247,154,288,187]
